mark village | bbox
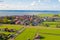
[0,14,60,40]
[0,14,60,26]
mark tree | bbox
[3,16,8,24]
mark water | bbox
[0,10,60,16]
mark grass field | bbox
[15,27,60,40]
[0,24,23,36]
[37,14,60,17]
[0,24,60,40]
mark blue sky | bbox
[0,0,60,10]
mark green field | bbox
[15,27,60,40]
[37,14,60,17]
[0,24,60,40]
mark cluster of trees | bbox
[0,16,15,24]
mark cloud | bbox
[31,1,36,6]
[0,3,29,10]
[38,0,40,2]
[0,0,60,10]
[30,0,41,6]
[58,0,60,2]
[41,0,51,3]
[0,3,59,10]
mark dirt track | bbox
[24,26,60,30]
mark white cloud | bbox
[0,1,60,10]
[58,0,60,2]
[30,0,40,6]
[31,1,36,6]
[0,3,29,10]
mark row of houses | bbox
[14,15,42,26]
[42,15,60,22]
[13,15,60,25]
[0,14,60,26]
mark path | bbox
[9,27,25,40]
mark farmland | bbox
[15,26,60,40]
[0,24,60,40]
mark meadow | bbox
[15,26,60,40]
[0,24,60,40]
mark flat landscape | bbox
[0,0,60,40]
[0,14,60,40]
[0,24,60,40]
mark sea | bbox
[0,10,60,16]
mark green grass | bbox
[15,28,38,40]
[40,33,60,40]
[39,29,60,40]
[0,24,23,30]
[43,22,60,25]
[15,27,60,40]
[0,24,60,40]
[0,24,23,36]
[37,14,60,17]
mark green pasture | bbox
[0,24,23,35]
[37,14,60,17]
[43,22,60,25]
[0,24,60,40]
[0,24,23,30]
[15,28,38,40]
[15,27,60,40]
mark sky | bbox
[0,0,60,10]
